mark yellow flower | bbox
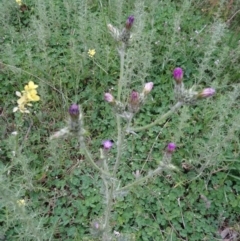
[13,91,29,113]
[16,0,22,6]
[17,199,26,206]
[88,49,96,58]
[13,81,40,113]
[24,81,40,101]
[24,81,38,91]
[26,89,40,101]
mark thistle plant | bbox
[49,13,216,240]
[2,0,240,239]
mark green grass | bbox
[0,0,240,240]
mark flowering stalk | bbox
[113,17,130,172]
[107,15,135,101]
[13,81,40,113]
[100,17,135,240]
[96,140,116,240]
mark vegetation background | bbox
[0,0,240,240]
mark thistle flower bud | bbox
[166,142,176,153]
[198,88,216,98]
[92,221,100,230]
[128,90,140,113]
[68,104,81,133]
[104,93,115,103]
[107,24,120,41]
[119,15,134,44]
[102,140,113,150]
[69,104,79,118]
[143,82,154,95]
[130,90,139,105]
[125,15,134,29]
[90,220,103,236]
[173,67,184,84]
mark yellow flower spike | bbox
[88,49,96,58]
[13,81,40,113]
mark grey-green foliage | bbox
[163,0,193,65]
[193,84,240,173]
[0,158,50,241]
[196,22,227,86]
[122,1,154,94]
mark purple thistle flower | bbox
[102,140,114,150]
[104,93,115,103]
[173,67,184,84]
[167,142,176,153]
[198,88,216,98]
[69,104,79,117]
[125,15,134,29]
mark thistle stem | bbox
[113,115,123,174]
[119,166,164,192]
[78,106,111,177]
[130,101,183,132]
[119,164,178,192]
[82,144,111,177]
[117,45,125,101]
[113,45,126,174]
[102,179,113,240]
[101,44,126,240]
